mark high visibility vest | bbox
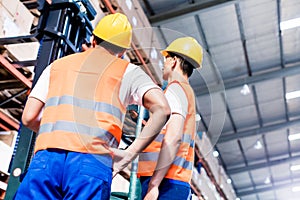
[34,47,129,155]
[138,81,196,183]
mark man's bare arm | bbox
[22,97,44,133]
[111,88,170,175]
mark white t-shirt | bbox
[29,63,159,108]
[164,82,188,119]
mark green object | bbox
[110,192,128,200]
[128,161,142,200]
[128,106,145,200]
[5,127,36,200]
[110,106,145,200]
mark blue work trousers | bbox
[140,176,192,200]
[14,149,113,200]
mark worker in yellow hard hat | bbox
[138,37,203,200]
[15,13,170,199]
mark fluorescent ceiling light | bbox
[264,176,271,184]
[132,16,137,27]
[292,186,300,192]
[288,133,300,141]
[195,114,201,122]
[290,165,300,171]
[286,90,300,100]
[150,47,157,59]
[126,0,132,10]
[254,140,262,149]
[213,150,219,157]
[240,84,251,95]
[280,17,300,31]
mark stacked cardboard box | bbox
[0,0,34,37]
[0,130,17,199]
[0,0,39,63]
[115,0,163,85]
[195,132,237,199]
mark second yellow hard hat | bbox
[93,13,132,49]
[161,37,203,69]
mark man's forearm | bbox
[126,106,169,154]
[26,120,40,133]
[148,113,185,187]
[148,139,180,187]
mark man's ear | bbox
[117,50,126,58]
[92,39,97,48]
[171,56,177,70]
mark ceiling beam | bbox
[276,0,285,68]
[194,62,300,96]
[141,0,155,16]
[149,0,236,26]
[236,178,300,197]
[218,118,300,143]
[237,173,300,192]
[227,153,300,175]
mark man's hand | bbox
[110,148,136,177]
[144,186,159,200]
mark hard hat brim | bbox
[160,50,201,69]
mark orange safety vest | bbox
[35,47,129,155]
[138,80,196,183]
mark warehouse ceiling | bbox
[137,0,300,199]
[1,0,300,199]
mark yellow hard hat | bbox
[161,37,203,69]
[93,13,132,48]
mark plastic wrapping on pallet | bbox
[89,0,105,28]
[0,5,20,37]
[194,133,237,199]
[114,0,163,85]
[4,42,40,62]
[0,0,19,17]
[0,0,37,63]
[0,0,34,36]
[0,131,17,173]
[192,168,221,200]
[14,0,34,34]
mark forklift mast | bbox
[4,1,96,199]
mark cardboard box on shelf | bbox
[0,131,16,147]
[89,0,105,28]
[0,4,20,38]
[4,42,40,62]
[0,0,19,17]
[14,1,34,34]
[0,141,13,173]
[0,0,34,37]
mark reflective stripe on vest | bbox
[39,121,118,148]
[154,132,195,148]
[139,132,195,169]
[45,95,123,120]
[139,133,194,168]
[139,152,193,171]
[138,81,196,183]
[35,48,128,154]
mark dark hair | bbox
[168,52,194,77]
[93,35,126,54]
